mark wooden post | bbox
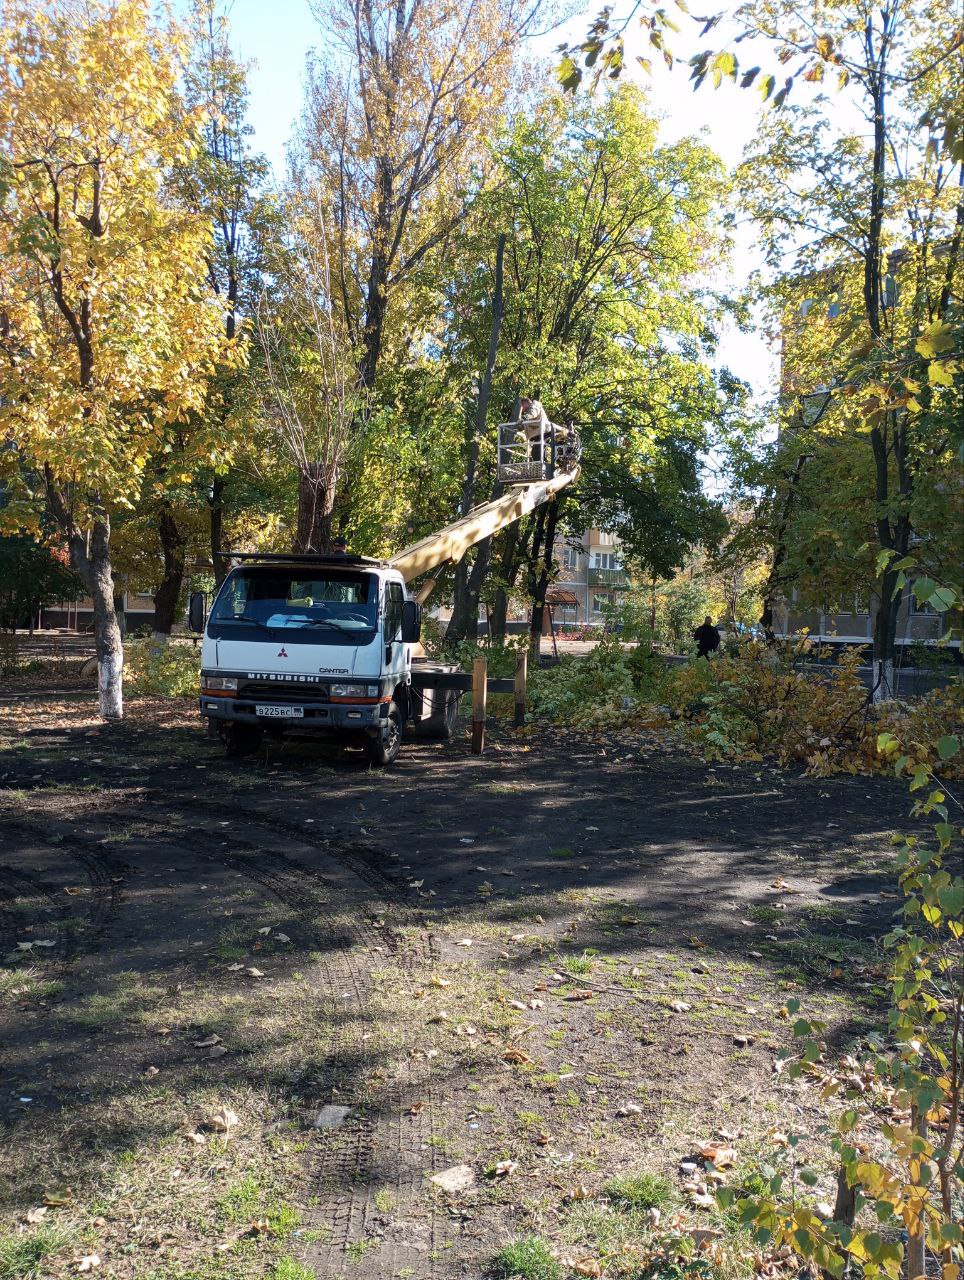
[513,650,527,728]
[471,657,487,755]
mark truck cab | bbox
[191,553,455,765]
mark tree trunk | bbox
[529,499,561,657]
[44,470,123,721]
[489,522,523,642]
[872,570,900,701]
[446,238,507,645]
[77,522,123,721]
[210,474,227,587]
[151,504,187,650]
[294,462,336,553]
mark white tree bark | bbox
[872,658,895,702]
[98,648,124,720]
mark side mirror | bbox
[401,599,421,643]
[188,591,206,634]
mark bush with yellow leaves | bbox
[665,642,963,778]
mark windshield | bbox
[211,567,378,638]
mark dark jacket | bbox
[693,623,721,655]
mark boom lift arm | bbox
[389,466,577,600]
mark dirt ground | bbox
[0,691,917,1280]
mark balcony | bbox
[588,567,629,589]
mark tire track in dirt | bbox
[129,793,442,1277]
[0,862,78,963]
[0,816,128,945]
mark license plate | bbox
[255,705,304,719]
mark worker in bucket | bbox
[520,397,568,464]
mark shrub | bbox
[663,642,964,777]
[488,1236,562,1280]
[528,636,636,725]
[124,638,200,697]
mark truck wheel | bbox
[364,702,403,767]
[222,723,263,758]
[421,691,458,740]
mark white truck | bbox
[189,419,579,765]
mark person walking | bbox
[693,616,721,659]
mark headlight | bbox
[204,677,237,691]
[330,682,372,698]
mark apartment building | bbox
[550,528,629,625]
[39,589,158,633]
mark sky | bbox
[224,0,779,401]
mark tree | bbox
[0,0,232,718]
[559,0,963,698]
[178,0,270,588]
[437,87,738,643]
[0,535,83,632]
[299,0,546,391]
[257,192,364,554]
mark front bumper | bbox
[199,696,386,734]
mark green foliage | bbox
[488,1235,562,1280]
[603,1171,675,1211]
[528,636,636,725]
[719,727,963,1280]
[0,536,83,630]
[124,639,200,697]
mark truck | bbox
[188,418,579,765]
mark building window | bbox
[591,593,612,615]
[560,546,580,571]
[590,551,621,570]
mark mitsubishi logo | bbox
[277,647,288,658]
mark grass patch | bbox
[0,1225,72,1279]
[489,1235,562,1280]
[548,846,576,859]
[560,953,593,977]
[747,905,784,925]
[604,1171,675,1211]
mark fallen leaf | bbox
[669,1000,691,1013]
[455,939,473,947]
[206,1107,239,1135]
[528,998,544,1010]
[509,1000,527,1010]
[25,1207,47,1224]
[564,990,595,1002]
[503,1047,534,1065]
[194,1035,222,1048]
[143,1065,160,1078]
[491,1159,518,1177]
[274,932,291,943]
[245,967,264,978]
[184,1131,207,1145]
[226,963,244,971]
[573,1257,603,1277]
[430,976,451,988]
[566,1185,592,1201]
[208,1045,228,1059]
[698,1143,737,1168]
[407,1100,425,1116]
[616,1103,643,1117]
[77,1255,101,1272]
[257,927,271,935]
